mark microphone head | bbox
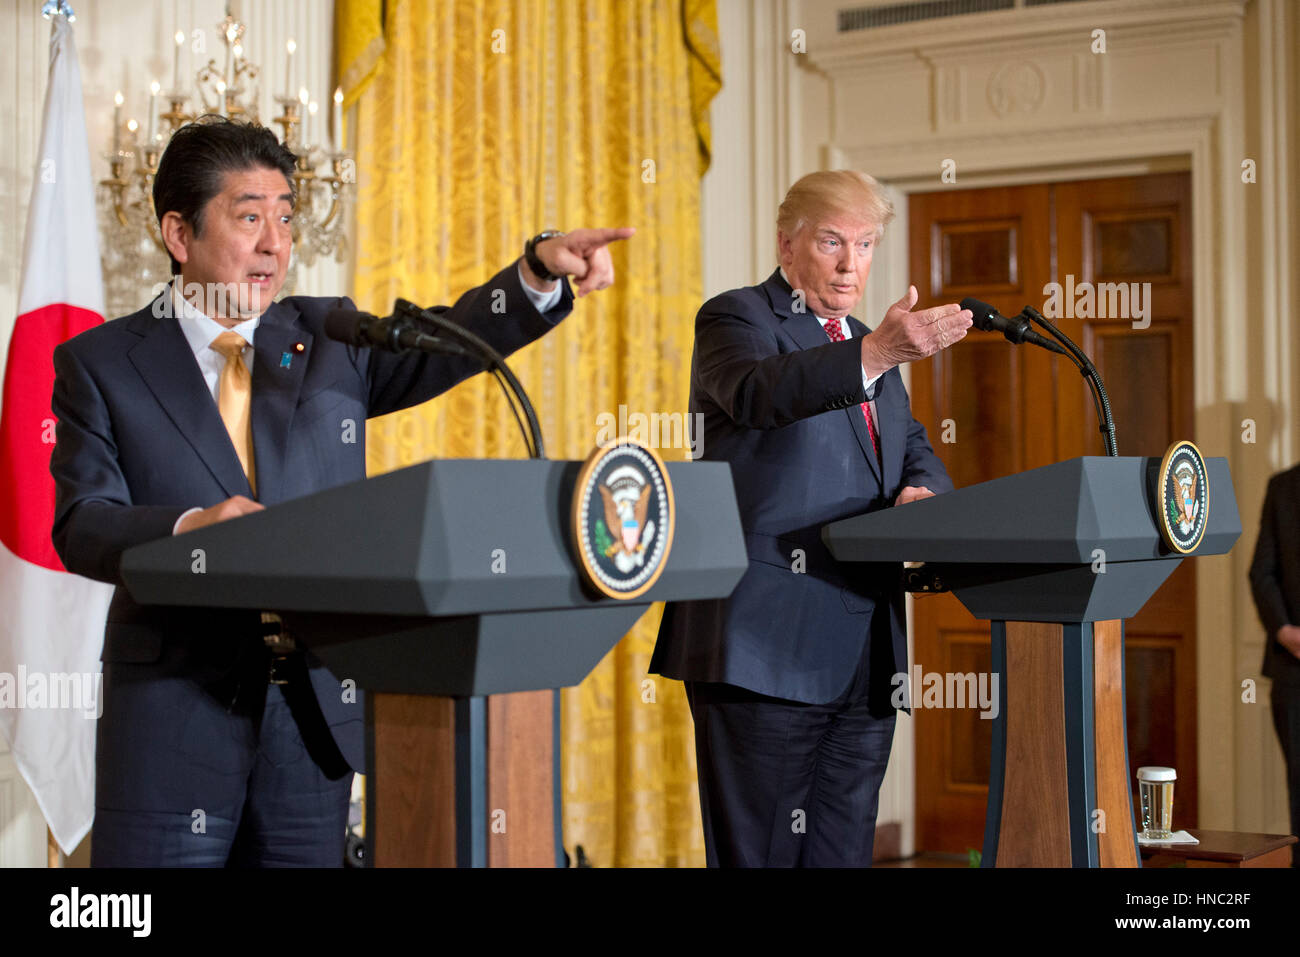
[959,297,999,333]
[323,307,369,346]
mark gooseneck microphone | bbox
[957,297,1116,456]
[393,298,546,460]
[323,303,546,459]
[323,307,472,358]
[1022,304,1118,457]
[959,298,1067,355]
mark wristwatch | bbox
[524,230,566,282]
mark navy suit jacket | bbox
[650,269,951,705]
[50,263,573,772]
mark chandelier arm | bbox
[318,190,341,231]
[142,213,166,255]
[95,9,355,314]
[108,187,129,229]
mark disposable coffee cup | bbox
[1137,766,1176,839]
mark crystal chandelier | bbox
[98,7,355,317]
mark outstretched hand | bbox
[526,227,636,297]
[861,285,972,378]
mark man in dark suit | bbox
[1249,462,1300,866]
[651,170,971,866]
[50,117,630,866]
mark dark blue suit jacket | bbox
[650,269,951,705]
[50,263,572,772]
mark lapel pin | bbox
[280,343,305,368]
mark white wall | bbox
[0,0,339,867]
[702,0,794,297]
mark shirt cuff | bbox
[173,507,203,535]
[863,372,882,399]
[518,261,563,313]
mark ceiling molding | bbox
[809,0,1246,72]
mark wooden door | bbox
[907,173,1196,854]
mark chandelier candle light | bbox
[98,8,355,314]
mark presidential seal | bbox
[571,438,675,600]
[1156,440,1209,554]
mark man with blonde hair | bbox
[652,169,971,867]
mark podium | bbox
[121,458,746,867]
[822,456,1241,867]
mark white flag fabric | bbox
[0,14,114,857]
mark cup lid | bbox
[1137,766,1176,781]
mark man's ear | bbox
[159,211,190,267]
[777,230,792,267]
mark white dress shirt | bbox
[171,264,562,532]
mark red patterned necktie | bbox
[822,317,879,458]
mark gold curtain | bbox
[339,0,720,867]
[333,0,384,105]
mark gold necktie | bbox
[210,331,256,495]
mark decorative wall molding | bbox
[807,0,1247,71]
[1072,49,1106,114]
[937,63,966,127]
[848,114,1217,183]
[986,60,1046,117]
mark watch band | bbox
[524,230,566,282]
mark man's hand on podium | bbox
[521,227,636,297]
[895,486,935,507]
[1277,624,1300,660]
[175,495,265,535]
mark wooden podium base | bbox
[366,689,560,867]
[983,619,1140,867]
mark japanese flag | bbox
[0,13,114,857]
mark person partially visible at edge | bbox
[1250,461,1300,867]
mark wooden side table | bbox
[1140,829,1296,868]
